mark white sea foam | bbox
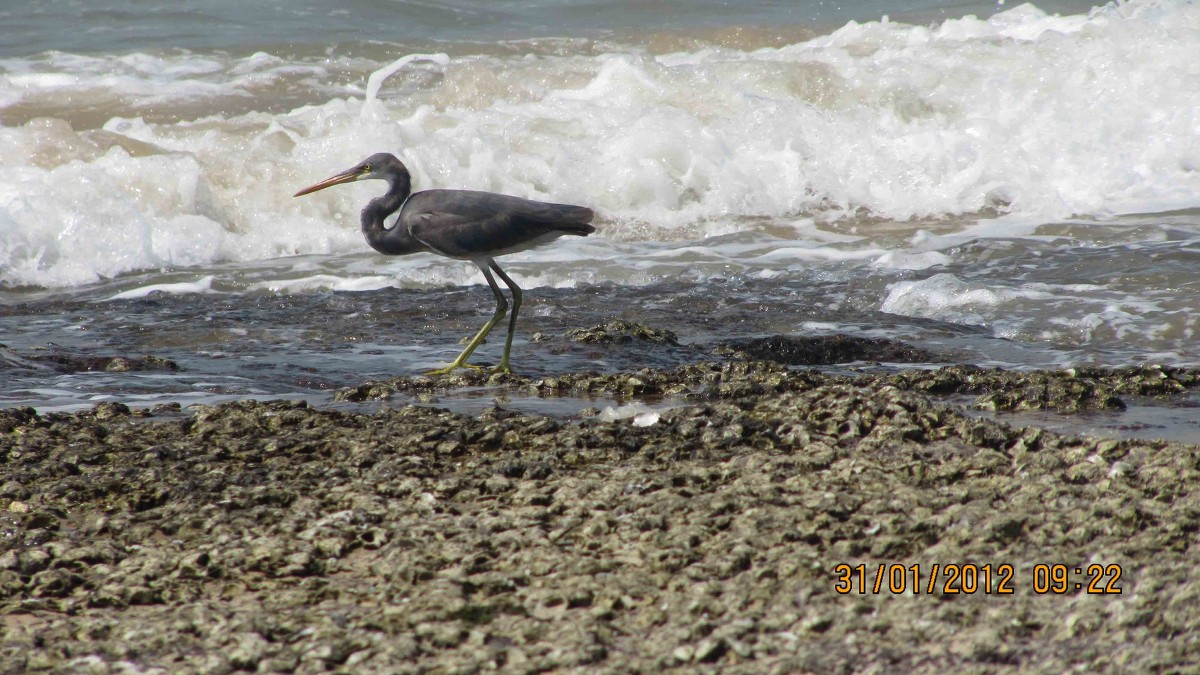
[881,273,1059,325]
[1,0,1198,290]
[248,274,400,294]
[879,271,1180,348]
[107,275,215,300]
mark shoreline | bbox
[3,352,1200,672]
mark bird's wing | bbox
[402,190,594,260]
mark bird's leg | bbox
[425,262,507,376]
[488,261,522,375]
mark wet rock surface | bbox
[877,363,1200,412]
[336,348,1200,415]
[724,333,937,365]
[0,345,179,374]
[4,357,1200,672]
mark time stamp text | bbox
[833,563,1124,595]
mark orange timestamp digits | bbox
[833,563,1124,595]
[1031,564,1123,595]
[834,563,1015,595]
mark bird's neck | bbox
[360,170,425,256]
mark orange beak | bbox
[293,167,364,197]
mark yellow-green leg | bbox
[425,260,512,376]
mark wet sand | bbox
[3,334,1200,673]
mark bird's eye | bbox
[362,164,372,174]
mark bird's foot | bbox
[425,361,485,377]
[487,357,514,376]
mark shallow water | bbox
[2,0,1200,442]
[968,393,1200,445]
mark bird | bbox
[294,152,595,375]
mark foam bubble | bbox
[872,250,954,270]
[598,402,664,424]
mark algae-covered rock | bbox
[566,320,679,345]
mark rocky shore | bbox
[3,334,1200,672]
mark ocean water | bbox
[2,0,1200,432]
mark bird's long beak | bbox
[293,167,364,197]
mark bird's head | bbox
[293,153,404,197]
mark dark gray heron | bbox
[294,152,595,375]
